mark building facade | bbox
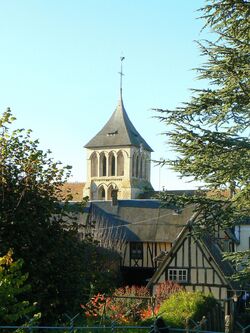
[83,91,153,200]
[147,217,239,303]
[84,199,195,285]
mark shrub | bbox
[81,283,184,325]
[154,280,183,307]
[81,285,153,325]
[159,290,217,328]
[108,285,150,323]
[81,293,107,324]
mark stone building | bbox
[83,89,154,200]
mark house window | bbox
[130,242,143,260]
[168,269,188,283]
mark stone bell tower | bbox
[83,59,153,200]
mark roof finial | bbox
[119,56,125,97]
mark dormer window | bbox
[107,130,118,136]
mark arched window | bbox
[132,153,136,177]
[141,157,145,179]
[117,151,124,176]
[98,186,106,200]
[90,152,98,177]
[135,155,139,178]
[108,152,116,176]
[139,155,143,178]
[107,185,114,200]
[144,158,148,180]
[100,152,107,176]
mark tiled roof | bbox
[201,233,238,287]
[60,182,85,202]
[88,199,194,242]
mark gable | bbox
[148,223,238,302]
[166,234,226,286]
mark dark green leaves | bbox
[155,0,250,281]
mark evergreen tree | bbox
[156,0,250,281]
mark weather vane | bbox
[119,56,125,94]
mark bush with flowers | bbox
[81,281,182,325]
[154,280,183,307]
[107,285,151,324]
[81,286,152,325]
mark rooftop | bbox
[85,94,153,152]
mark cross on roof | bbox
[119,56,125,95]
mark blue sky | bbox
[0,0,210,190]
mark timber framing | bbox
[147,214,239,302]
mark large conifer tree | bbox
[156,0,250,280]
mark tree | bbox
[155,0,250,280]
[0,109,81,322]
[0,109,121,323]
[0,249,35,325]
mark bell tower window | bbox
[90,152,98,177]
[117,151,124,176]
[100,153,107,176]
[98,186,106,200]
[109,152,116,176]
[132,153,136,177]
[136,155,139,178]
[107,185,114,200]
[139,156,143,178]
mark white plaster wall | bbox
[235,225,250,251]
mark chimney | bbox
[111,189,118,206]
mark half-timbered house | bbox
[147,215,239,302]
[84,199,194,284]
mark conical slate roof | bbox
[85,94,153,152]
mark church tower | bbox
[83,61,153,200]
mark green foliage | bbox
[0,109,121,324]
[159,291,217,328]
[155,0,250,280]
[137,185,155,199]
[81,244,122,297]
[0,250,35,324]
[223,250,250,281]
